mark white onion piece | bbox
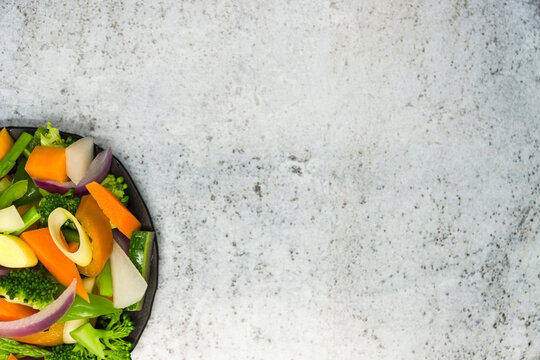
[0,205,25,232]
[48,208,92,266]
[110,241,148,309]
[66,137,94,185]
[82,277,96,294]
[0,279,76,338]
[63,318,88,344]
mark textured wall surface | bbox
[1,1,540,359]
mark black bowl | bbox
[6,126,158,350]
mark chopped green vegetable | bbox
[10,206,41,236]
[71,312,134,360]
[0,132,32,178]
[101,174,129,206]
[0,178,10,193]
[127,231,154,311]
[12,158,42,206]
[41,122,73,147]
[0,180,27,209]
[96,261,113,297]
[0,339,95,360]
[0,267,58,310]
[38,189,81,228]
[61,227,80,242]
[23,122,74,158]
[59,292,120,322]
[24,125,47,157]
[0,337,53,360]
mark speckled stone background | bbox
[1,0,540,359]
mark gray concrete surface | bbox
[1,1,539,359]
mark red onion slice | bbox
[0,279,76,338]
[113,228,130,255]
[0,265,11,278]
[33,148,112,195]
[32,179,74,195]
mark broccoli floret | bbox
[24,122,73,156]
[41,122,74,147]
[0,268,58,310]
[71,312,134,360]
[101,174,129,206]
[46,344,95,360]
[39,189,81,228]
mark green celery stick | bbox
[96,260,113,297]
[11,206,40,236]
[0,132,32,178]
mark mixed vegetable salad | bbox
[0,123,154,360]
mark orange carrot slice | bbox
[0,298,38,321]
[20,228,89,302]
[86,182,141,238]
[76,195,114,277]
[25,146,67,182]
[68,241,79,252]
[13,322,65,346]
[0,128,14,161]
[8,354,18,360]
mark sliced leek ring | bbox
[48,207,92,266]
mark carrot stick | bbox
[0,128,14,161]
[86,182,141,238]
[75,195,114,277]
[8,354,18,360]
[20,228,89,302]
[12,322,64,346]
[25,146,67,182]
[0,298,38,321]
[68,241,79,252]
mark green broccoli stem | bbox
[0,180,28,209]
[71,323,107,359]
[69,313,134,360]
[11,206,40,236]
[0,132,32,178]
